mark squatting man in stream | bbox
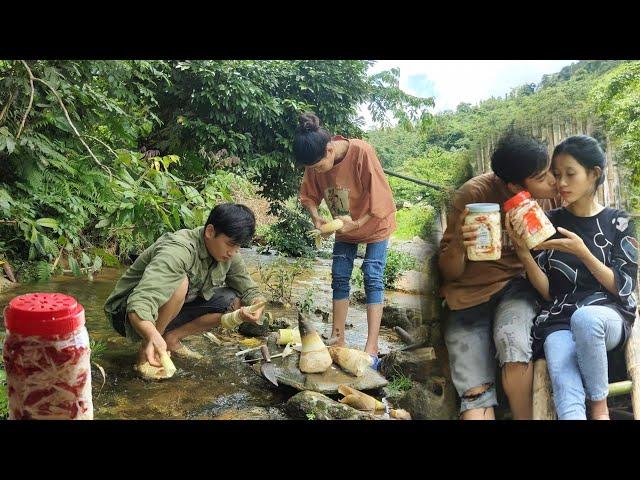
[103,203,266,379]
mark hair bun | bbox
[298,112,320,133]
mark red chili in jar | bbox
[2,293,93,420]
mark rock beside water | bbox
[285,391,376,420]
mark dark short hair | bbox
[205,203,256,245]
[293,112,332,166]
[552,135,606,189]
[491,131,549,186]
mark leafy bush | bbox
[394,204,436,241]
[256,257,312,306]
[384,250,417,289]
[349,249,416,291]
[261,198,316,258]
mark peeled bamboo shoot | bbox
[298,315,332,373]
[277,328,301,345]
[390,409,412,420]
[337,385,384,412]
[307,219,344,248]
[328,346,373,377]
[220,301,267,330]
[159,351,177,377]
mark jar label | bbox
[524,209,542,235]
[476,223,491,250]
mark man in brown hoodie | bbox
[439,131,560,419]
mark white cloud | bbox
[358,60,577,130]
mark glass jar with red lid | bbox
[2,293,93,419]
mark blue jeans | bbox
[332,239,389,305]
[543,305,624,420]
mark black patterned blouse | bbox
[531,207,638,358]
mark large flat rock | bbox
[251,350,388,394]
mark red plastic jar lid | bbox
[503,191,532,212]
[3,293,85,336]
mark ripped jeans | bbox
[444,277,539,414]
[332,239,389,305]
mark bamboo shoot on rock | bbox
[337,385,384,412]
[298,314,332,373]
[328,346,373,377]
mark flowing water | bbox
[0,248,417,419]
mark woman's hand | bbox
[534,227,590,259]
[336,215,359,234]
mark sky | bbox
[359,60,577,129]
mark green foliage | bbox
[149,60,433,209]
[387,147,471,205]
[261,198,316,258]
[384,250,417,289]
[350,249,417,291]
[351,268,364,290]
[591,61,640,212]
[387,367,413,395]
[1,59,429,272]
[296,289,315,315]
[365,127,426,169]
[256,257,312,306]
[394,204,437,241]
[89,338,107,362]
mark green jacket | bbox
[103,226,262,324]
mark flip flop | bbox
[369,354,382,371]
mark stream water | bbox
[0,248,417,419]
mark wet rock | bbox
[253,349,388,394]
[269,317,292,330]
[380,347,441,382]
[351,290,366,304]
[285,391,375,420]
[394,270,427,294]
[381,305,421,330]
[396,377,458,420]
[212,407,287,420]
[238,320,270,337]
[314,307,330,322]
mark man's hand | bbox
[535,227,589,259]
[458,208,479,249]
[336,215,359,234]
[143,328,169,367]
[128,313,168,366]
[239,297,267,323]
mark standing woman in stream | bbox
[294,112,397,369]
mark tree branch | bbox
[17,60,35,139]
[82,134,118,159]
[32,76,113,179]
[0,89,16,125]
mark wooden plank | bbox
[625,317,640,419]
[532,358,556,420]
